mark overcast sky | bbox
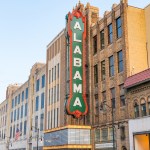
[0,0,149,103]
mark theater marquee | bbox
[66,9,88,118]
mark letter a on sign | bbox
[66,9,88,118]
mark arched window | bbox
[134,101,139,118]
[122,146,127,150]
[141,98,146,116]
[148,96,150,115]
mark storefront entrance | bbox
[134,133,150,150]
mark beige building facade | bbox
[0,63,46,150]
[0,99,8,149]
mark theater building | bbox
[0,1,150,150]
[41,1,150,150]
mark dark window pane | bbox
[35,96,39,111]
[108,24,113,44]
[41,93,44,109]
[101,60,105,80]
[116,17,122,38]
[42,75,45,88]
[118,50,123,73]
[36,79,40,92]
[94,65,98,84]
[26,88,28,99]
[109,56,114,77]
[93,35,97,54]
[141,103,146,116]
[100,30,105,49]
[134,104,139,118]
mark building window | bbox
[102,91,106,102]
[35,116,38,130]
[57,63,59,78]
[109,55,114,77]
[40,114,44,131]
[14,109,16,121]
[21,105,23,118]
[100,29,105,49]
[101,60,105,80]
[95,129,100,142]
[12,99,14,108]
[10,126,12,138]
[25,87,28,99]
[120,126,125,140]
[41,93,44,109]
[95,94,99,116]
[20,122,22,135]
[141,102,146,116]
[108,23,113,44]
[36,79,40,92]
[51,110,53,128]
[17,108,20,120]
[118,50,123,73]
[54,86,56,103]
[120,84,125,107]
[134,102,139,118]
[48,111,50,129]
[111,88,115,108]
[25,103,27,116]
[22,91,24,101]
[57,84,59,101]
[94,65,98,84]
[109,128,113,141]
[57,108,59,127]
[49,70,51,84]
[120,95,125,107]
[116,17,122,38]
[49,89,51,105]
[13,125,15,138]
[42,75,45,88]
[148,96,150,115]
[15,96,17,106]
[101,128,108,142]
[55,66,56,80]
[54,109,56,127]
[51,88,53,104]
[148,102,150,115]
[93,35,97,54]
[35,96,39,111]
[18,94,20,104]
[52,68,54,82]
[11,111,13,123]
[24,120,27,135]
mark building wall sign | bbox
[66,9,88,118]
[95,143,113,149]
[44,128,90,146]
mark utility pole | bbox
[31,126,39,150]
[100,101,116,150]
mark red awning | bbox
[124,68,150,88]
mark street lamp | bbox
[100,101,115,150]
[31,126,39,150]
